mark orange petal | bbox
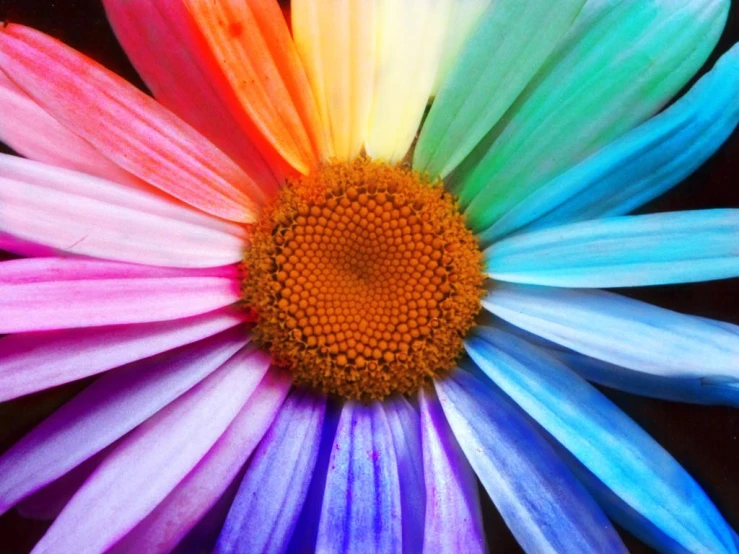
[0,24,265,223]
[183,0,328,174]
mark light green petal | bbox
[413,0,586,179]
[458,0,729,233]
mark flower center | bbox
[242,158,484,399]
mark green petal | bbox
[459,0,729,233]
[413,0,586,179]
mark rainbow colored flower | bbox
[0,1,738,552]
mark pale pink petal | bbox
[15,445,116,521]
[110,368,291,554]
[0,70,143,188]
[0,155,248,268]
[0,24,268,222]
[0,328,250,515]
[31,346,271,554]
[0,307,246,402]
[102,0,283,190]
[0,258,241,332]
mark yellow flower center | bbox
[242,158,484,399]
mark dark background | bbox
[0,1,737,552]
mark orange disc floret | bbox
[242,157,485,400]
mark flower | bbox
[0,0,738,552]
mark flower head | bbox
[0,1,738,553]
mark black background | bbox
[0,1,737,552]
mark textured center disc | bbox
[242,158,484,399]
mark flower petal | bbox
[0,156,247,268]
[102,0,281,190]
[0,307,246,402]
[30,345,270,554]
[215,389,326,554]
[414,0,586,178]
[0,232,60,258]
[183,0,327,174]
[436,369,627,553]
[549,347,739,407]
[0,24,266,222]
[291,0,376,161]
[459,0,729,232]
[431,0,492,94]
[0,71,142,188]
[316,401,402,554]
[365,0,457,163]
[383,396,425,553]
[419,387,485,554]
[483,283,739,379]
[483,43,739,241]
[486,210,739,287]
[110,368,290,554]
[0,328,249,515]
[466,327,738,554]
[0,258,240,333]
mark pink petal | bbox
[0,328,250,515]
[0,258,241,332]
[110,368,290,554]
[0,24,268,223]
[0,307,246,402]
[0,232,61,258]
[15,444,116,521]
[0,70,143,188]
[0,155,249,268]
[31,346,271,554]
[102,0,283,190]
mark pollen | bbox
[242,158,485,400]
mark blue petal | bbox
[419,388,486,553]
[215,390,326,554]
[483,283,739,379]
[480,43,739,242]
[316,401,403,553]
[466,327,738,554]
[383,397,425,553]
[435,369,626,553]
[485,209,739,287]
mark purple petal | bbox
[110,368,290,554]
[215,389,326,554]
[30,345,271,554]
[383,396,425,553]
[0,327,249,514]
[419,387,486,553]
[316,401,403,554]
[0,307,246,402]
[436,370,627,553]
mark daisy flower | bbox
[0,0,738,552]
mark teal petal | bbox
[413,0,586,179]
[482,283,739,379]
[458,0,729,233]
[485,209,739,287]
[482,43,739,242]
[466,326,738,554]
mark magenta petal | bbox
[419,388,486,553]
[30,345,271,554]
[0,327,249,515]
[0,232,63,258]
[109,367,289,554]
[0,258,240,332]
[0,308,246,402]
